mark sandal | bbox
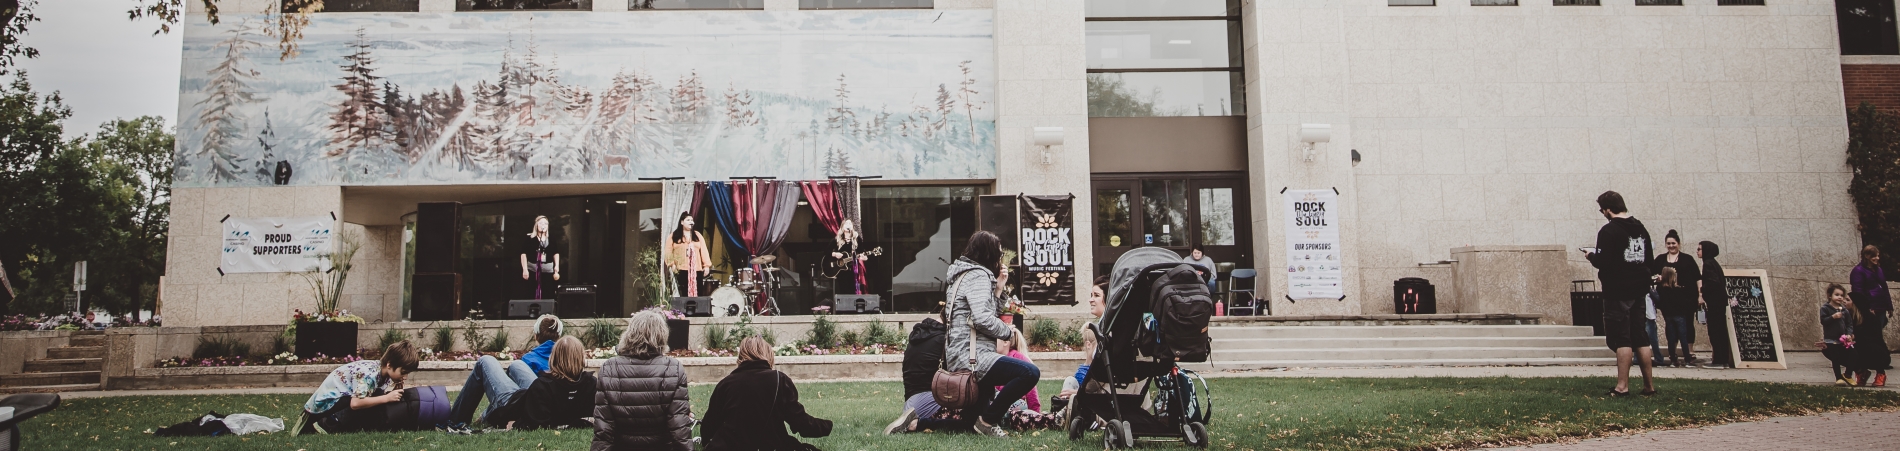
[1606,389,1632,397]
[1639,388,1657,396]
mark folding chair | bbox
[1226,269,1264,316]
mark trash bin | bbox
[1392,278,1436,314]
[1570,280,1604,337]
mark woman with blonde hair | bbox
[593,311,692,450]
[520,215,562,299]
[830,219,870,296]
[480,336,596,430]
[702,337,833,450]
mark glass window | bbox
[800,0,932,8]
[1635,0,1680,4]
[1388,0,1434,5]
[1085,0,1238,18]
[1087,72,1242,117]
[460,0,587,10]
[1717,0,1764,4]
[1141,180,1187,247]
[1096,189,1132,248]
[301,0,418,12]
[635,0,764,8]
[1555,0,1600,5]
[1087,20,1240,70]
[1839,0,1899,55]
[1472,0,1516,5]
[1198,188,1235,246]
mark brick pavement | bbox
[1493,410,1900,450]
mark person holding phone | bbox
[1583,191,1657,397]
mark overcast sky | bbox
[16,0,183,139]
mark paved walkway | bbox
[1492,410,1900,450]
[1205,352,1898,390]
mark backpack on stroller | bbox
[1065,247,1215,449]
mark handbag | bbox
[932,269,983,410]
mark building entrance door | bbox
[1091,173,1251,287]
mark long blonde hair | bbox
[836,219,860,249]
[547,336,586,382]
[1660,267,1679,288]
[736,336,775,368]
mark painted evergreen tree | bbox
[324,27,391,179]
[932,83,954,138]
[669,71,707,124]
[723,84,758,129]
[824,146,855,176]
[192,21,266,184]
[826,73,857,135]
[252,109,279,183]
[957,61,984,146]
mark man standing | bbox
[1584,191,1657,397]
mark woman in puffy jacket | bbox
[592,311,692,451]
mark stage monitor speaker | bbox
[508,299,558,319]
[670,297,715,317]
[415,202,462,274]
[556,285,596,318]
[832,295,882,314]
[411,273,461,321]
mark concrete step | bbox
[1212,346,1616,362]
[0,371,100,387]
[23,358,102,373]
[0,383,101,394]
[1182,357,1619,371]
[1214,336,1607,350]
[1208,325,1596,340]
[46,346,104,360]
[68,334,106,347]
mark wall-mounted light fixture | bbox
[1299,124,1330,162]
[1033,126,1065,165]
[1351,149,1362,167]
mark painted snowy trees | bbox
[189,22,265,184]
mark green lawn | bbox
[16,377,1900,450]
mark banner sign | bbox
[1722,269,1787,369]
[1017,195,1076,305]
[1283,189,1344,299]
[221,216,336,274]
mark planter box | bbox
[296,321,360,359]
[666,319,690,351]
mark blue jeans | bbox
[976,356,1041,424]
[1664,314,1695,357]
[1645,318,1663,363]
[450,356,538,424]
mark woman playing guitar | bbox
[830,220,870,296]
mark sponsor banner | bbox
[1017,195,1075,305]
[1283,189,1343,299]
[221,216,335,273]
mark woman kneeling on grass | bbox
[452,336,595,430]
[701,337,834,451]
[293,340,421,434]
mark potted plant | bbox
[999,297,1028,332]
[290,229,365,359]
[644,306,691,351]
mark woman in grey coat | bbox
[943,231,1040,438]
[592,311,692,450]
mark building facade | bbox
[165,0,1865,347]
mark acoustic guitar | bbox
[825,246,883,279]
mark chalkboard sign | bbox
[1721,269,1786,369]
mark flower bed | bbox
[0,313,160,331]
[157,349,520,368]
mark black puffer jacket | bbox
[902,318,946,398]
[591,355,692,451]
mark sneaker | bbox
[883,407,918,435]
[973,417,1008,438]
[1837,378,1851,387]
[1877,373,1888,387]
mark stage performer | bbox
[519,215,561,300]
[668,213,713,298]
[830,219,869,296]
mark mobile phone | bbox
[1579,247,1600,254]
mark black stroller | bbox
[1066,247,1215,448]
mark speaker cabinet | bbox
[411,272,462,321]
[415,202,461,274]
[831,295,882,314]
[670,297,715,317]
[556,285,596,318]
[508,299,558,319]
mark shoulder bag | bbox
[932,269,982,410]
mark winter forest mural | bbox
[175,11,997,187]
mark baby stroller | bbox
[1067,247,1215,448]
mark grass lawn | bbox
[16,376,1900,450]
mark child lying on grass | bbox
[292,340,422,435]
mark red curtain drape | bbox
[801,180,842,235]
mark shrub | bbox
[376,328,407,351]
[270,335,292,355]
[705,323,731,350]
[862,319,903,347]
[1058,323,1086,348]
[583,318,625,350]
[1028,318,1062,347]
[432,325,456,353]
[838,329,862,347]
[483,329,511,353]
[1848,102,1900,274]
[193,335,252,359]
[804,315,837,348]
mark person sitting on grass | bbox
[701,337,833,450]
[477,336,596,430]
[447,315,565,428]
[594,310,694,450]
[1055,277,1110,413]
[1818,284,1864,387]
[519,314,565,374]
[293,340,421,435]
[449,334,593,430]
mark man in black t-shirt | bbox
[1584,191,1657,397]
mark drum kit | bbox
[704,255,786,317]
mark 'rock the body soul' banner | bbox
[222,216,335,273]
[1018,195,1075,305]
[1283,189,1343,299]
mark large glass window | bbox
[635,0,764,8]
[1198,187,1235,246]
[1095,189,1132,248]
[297,0,418,12]
[800,0,932,8]
[1087,1,1242,117]
[1839,0,1899,55]
[460,0,587,11]
[1091,175,1251,283]
[776,185,983,314]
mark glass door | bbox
[1092,174,1250,282]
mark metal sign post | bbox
[73,261,87,313]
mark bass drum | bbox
[711,287,747,317]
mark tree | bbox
[957,61,983,145]
[1848,102,1900,274]
[0,0,40,74]
[0,72,67,312]
[827,73,857,135]
[190,21,264,184]
[81,116,173,320]
[324,27,390,179]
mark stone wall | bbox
[0,330,73,375]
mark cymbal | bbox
[750,255,778,265]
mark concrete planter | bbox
[295,321,359,359]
